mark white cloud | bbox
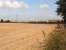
[0,0,29,8]
[0,1,3,7]
[40,4,49,9]
[0,0,11,1]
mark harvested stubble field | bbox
[0,23,57,50]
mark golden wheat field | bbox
[0,23,57,50]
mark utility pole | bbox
[16,14,18,22]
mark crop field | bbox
[0,23,57,50]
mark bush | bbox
[46,25,66,50]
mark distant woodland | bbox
[0,19,63,24]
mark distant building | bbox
[48,20,63,23]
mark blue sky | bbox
[0,0,62,21]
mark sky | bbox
[0,0,63,22]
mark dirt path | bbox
[0,23,57,50]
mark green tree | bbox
[56,0,66,24]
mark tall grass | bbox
[46,24,66,50]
